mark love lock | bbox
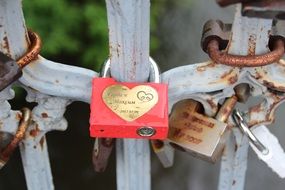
[168,96,237,163]
[0,31,41,92]
[89,58,168,139]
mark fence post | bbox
[0,1,56,189]
[106,0,151,190]
[218,5,273,190]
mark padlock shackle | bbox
[149,57,160,83]
[100,57,161,83]
[232,109,269,155]
[100,59,111,78]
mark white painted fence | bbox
[0,1,284,190]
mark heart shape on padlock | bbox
[102,84,159,121]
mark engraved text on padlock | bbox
[168,96,237,162]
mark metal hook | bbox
[232,109,269,155]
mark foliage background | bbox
[22,0,181,71]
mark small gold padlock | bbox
[167,96,237,163]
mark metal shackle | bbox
[232,109,269,155]
[0,108,32,168]
[100,57,161,83]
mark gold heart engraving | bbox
[102,85,159,121]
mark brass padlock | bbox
[167,96,237,163]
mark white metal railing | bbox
[0,1,284,190]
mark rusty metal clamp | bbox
[0,108,32,169]
[17,30,42,68]
[207,38,284,67]
[201,20,285,67]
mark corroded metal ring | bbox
[0,108,32,168]
[207,38,285,67]
[17,30,42,68]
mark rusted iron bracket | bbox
[201,20,232,53]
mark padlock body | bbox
[90,78,168,139]
[167,100,228,163]
[0,52,22,91]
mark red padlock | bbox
[89,58,168,139]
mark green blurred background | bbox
[22,0,187,71]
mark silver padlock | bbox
[167,96,237,163]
